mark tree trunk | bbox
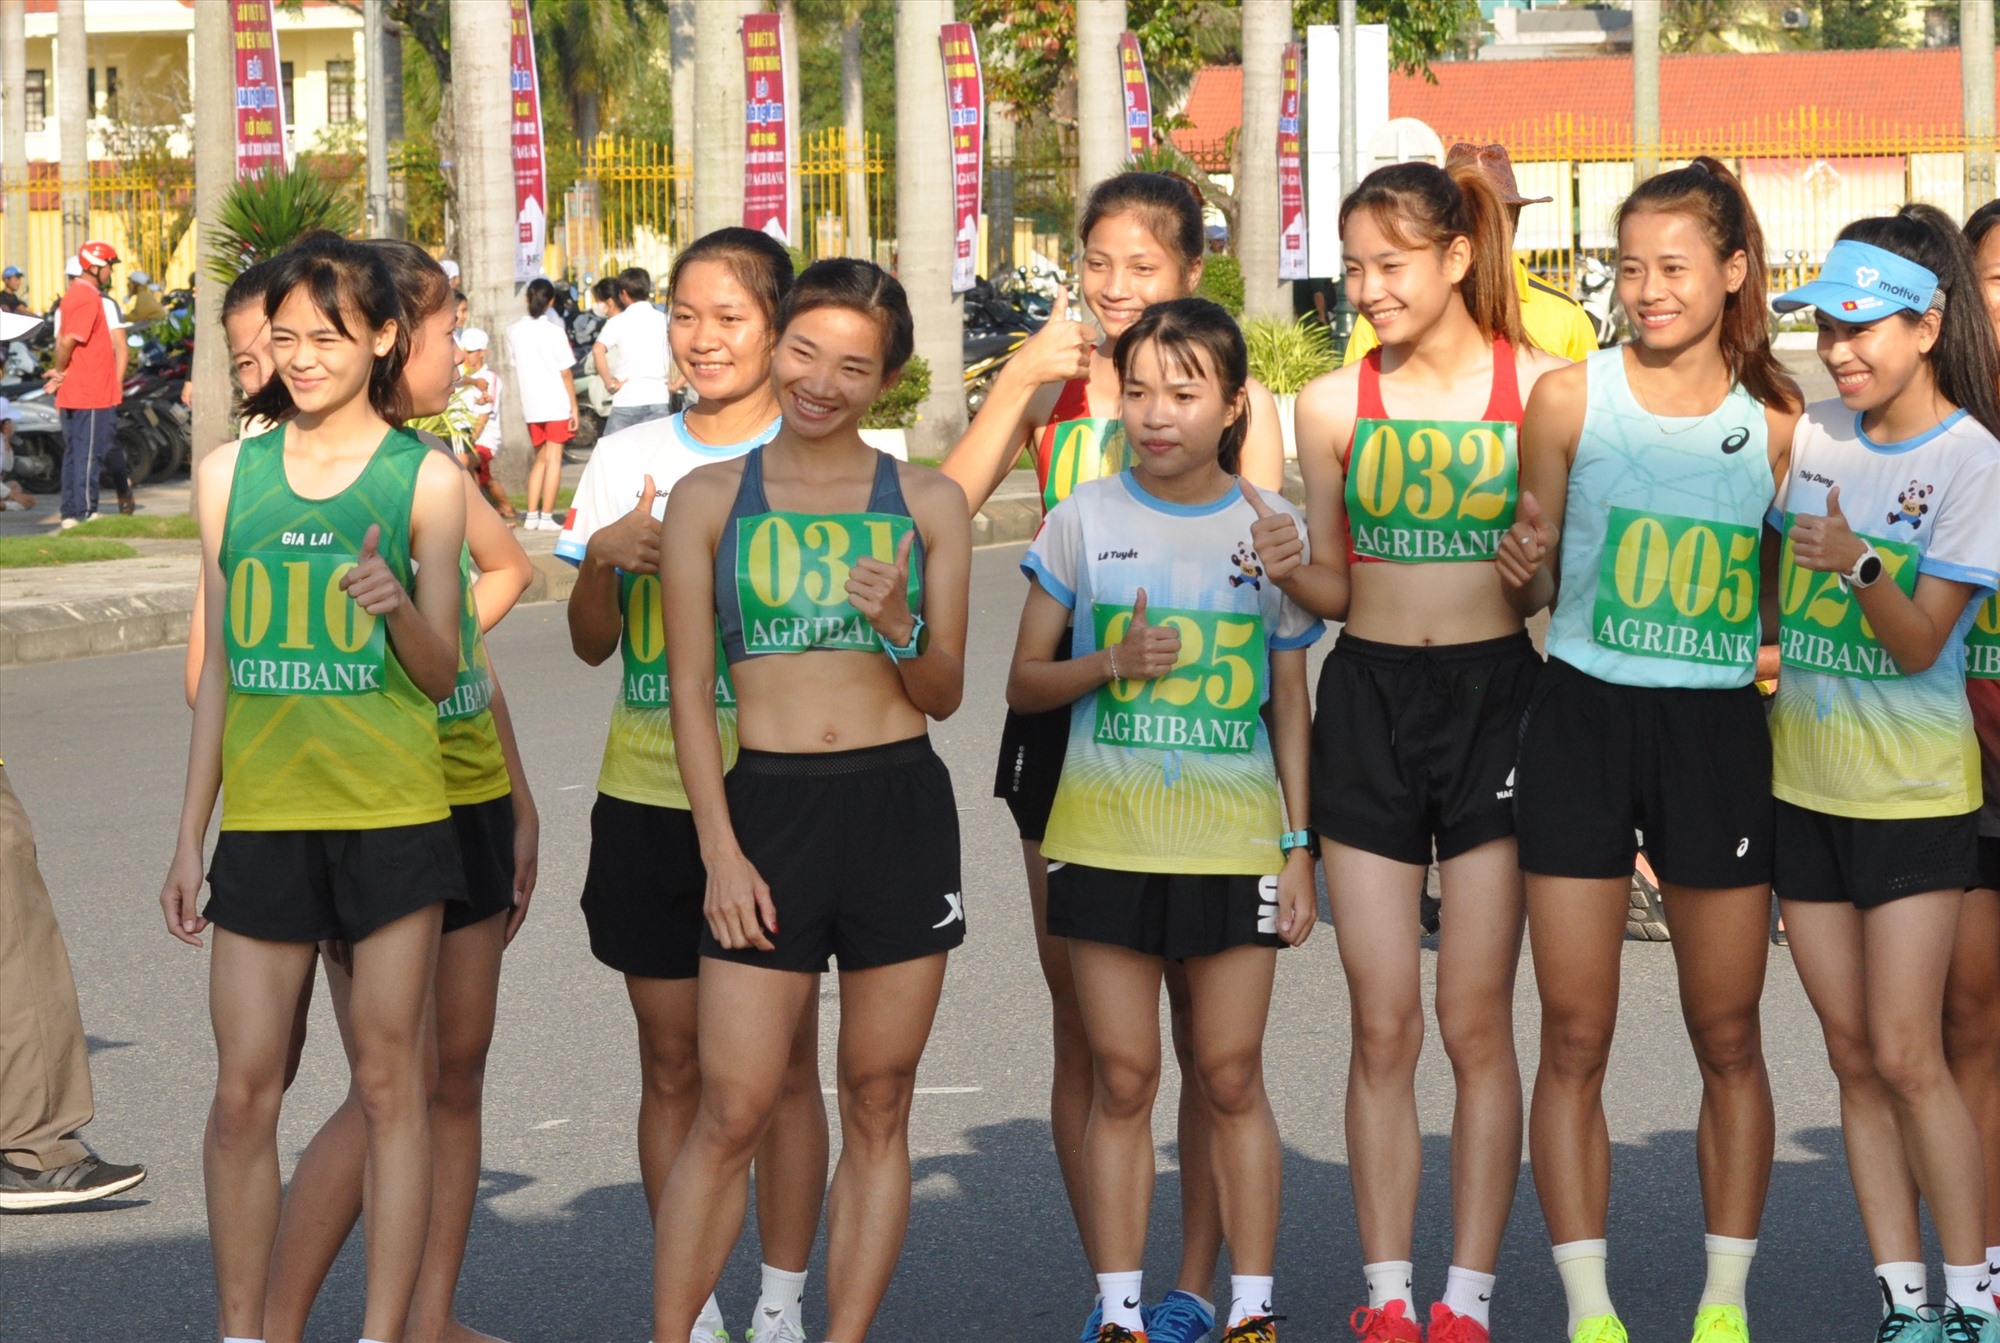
[1074,0,1126,201]
[190,0,235,482]
[779,0,801,247]
[452,0,529,492]
[987,102,1015,274]
[694,0,758,239]
[670,0,696,241]
[841,4,870,260]
[1237,0,1291,319]
[2,0,28,289]
[55,0,86,258]
[1963,0,1994,208]
[894,0,965,458]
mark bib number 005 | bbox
[734,511,918,655]
[1776,517,1919,681]
[620,572,736,708]
[224,550,387,695]
[1968,592,2000,681]
[1091,602,1265,755]
[1344,417,1517,563]
[1588,508,1760,670]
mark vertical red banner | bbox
[509,0,548,283]
[232,0,288,180]
[742,13,791,243]
[1117,32,1152,161]
[1278,41,1305,280]
[938,23,984,294]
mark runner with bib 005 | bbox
[652,260,971,1343]
[1495,160,1803,1343]
[158,237,470,1343]
[1768,208,2000,1341]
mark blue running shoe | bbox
[1878,1307,1942,1343]
[1080,1300,1103,1343]
[1944,1304,2000,1342]
[1148,1290,1216,1343]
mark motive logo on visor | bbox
[1774,239,1938,319]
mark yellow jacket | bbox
[1342,255,1599,366]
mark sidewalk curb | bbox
[0,502,1049,668]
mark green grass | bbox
[0,535,140,567]
[506,486,576,515]
[65,514,199,539]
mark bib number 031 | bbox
[734,511,918,655]
[1589,508,1760,670]
[1344,417,1517,562]
[224,550,387,695]
[1091,602,1265,755]
[1776,517,1919,681]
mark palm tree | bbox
[190,0,237,475]
[1074,0,1127,198]
[841,0,871,259]
[56,0,86,257]
[694,0,760,237]
[1236,0,1291,320]
[894,0,965,457]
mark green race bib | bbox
[1043,417,1128,512]
[1589,508,1761,670]
[1091,602,1265,755]
[734,511,918,656]
[1776,517,1920,681]
[223,550,387,696]
[1969,593,2000,681]
[620,571,736,708]
[1344,417,1517,562]
[438,562,491,722]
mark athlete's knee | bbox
[838,1070,916,1150]
[695,1081,778,1157]
[210,1070,284,1146]
[1820,1022,1879,1091]
[1687,1010,1765,1081]
[430,1049,489,1117]
[1194,1046,1266,1119]
[1539,1006,1615,1083]
[1352,1003,1425,1076]
[1437,991,1514,1073]
[1945,976,2000,1068]
[639,1030,702,1103]
[1870,1029,1951,1103]
[1092,1051,1161,1121]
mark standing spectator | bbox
[592,266,671,435]
[0,396,33,511]
[0,761,147,1210]
[123,270,165,326]
[457,328,516,521]
[0,266,25,313]
[43,243,128,527]
[454,289,470,335]
[507,277,580,531]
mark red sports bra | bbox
[1341,337,1522,565]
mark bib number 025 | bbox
[1091,602,1265,755]
[1345,417,1517,563]
[224,550,387,696]
[1776,517,1918,681]
[734,511,918,655]
[1589,508,1760,670]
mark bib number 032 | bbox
[1091,602,1265,755]
[1589,508,1760,670]
[1776,517,1919,681]
[734,510,918,655]
[1344,417,1517,562]
[224,550,387,696]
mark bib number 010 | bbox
[224,550,387,696]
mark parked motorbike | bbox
[961,276,1048,414]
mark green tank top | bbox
[437,546,511,806]
[219,426,451,831]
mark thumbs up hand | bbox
[1109,586,1182,683]
[1495,490,1554,591]
[1239,477,1304,583]
[1008,285,1097,389]
[338,523,406,615]
[848,526,920,647]
[1789,483,1866,574]
[586,473,666,575]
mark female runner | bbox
[559,226,829,1343]
[1008,297,1320,1343]
[1496,160,1801,1343]
[1278,159,1565,1343]
[160,236,468,1343]
[943,170,1285,1343]
[1769,207,2000,1338]
[651,258,971,1343]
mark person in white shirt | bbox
[506,277,582,530]
[593,267,672,436]
[457,327,515,522]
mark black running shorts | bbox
[444,793,516,934]
[580,793,707,980]
[703,736,965,974]
[1776,802,1979,910]
[205,819,468,944]
[1046,862,1288,960]
[1979,836,2000,893]
[1514,658,1774,890]
[1311,630,1541,866]
[993,631,1074,842]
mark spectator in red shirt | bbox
[43,242,128,525]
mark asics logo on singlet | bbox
[1257,874,1280,934]
[1097,548,1139,561]
[1736,837,1749,857]
[1720,427,1750,455]
[932,892,965,928]
[1496,767,1515,801]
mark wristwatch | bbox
[1279,828,1315,856]
[1844,541,1883,590]
[879,614,928,662]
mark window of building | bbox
[85,66,119,118]
[327,58,355,124]
[24,70,45,133]
[280,61,295,127]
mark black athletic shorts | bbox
[994,631,1074,842]
[204,819,468,943]
[1311,630,1541,866]
[1979,836,2000,893]
[581,793,707,980]
[444,793,516,934]
[1515,658,1774,889]
[1047,863,1288,960]
[1775,802,1979,910]
[703,736,965,973]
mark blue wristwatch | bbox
[1279,828,1314,856]
[879,614,927,662]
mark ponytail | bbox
[1339,161,1527,351]
[1447,160,1526,351]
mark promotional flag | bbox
[1278,41,1306,280]
[232,0,289,179]
[938,23,984,294]
[1117,31,1152,160]
[509,0,549,283]
[742,12,791,243]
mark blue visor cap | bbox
[1774,239,1938,320]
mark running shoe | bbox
[0,1154,146,1210]
[1095,1326,1150,1343]
[1425,1303,1490,1343]
[1221,1316,1282,1342]
[744,1310,806,1343]
[1943,1304,2000,1342]
[1350,1301,1422,1342]
[1080,1301,1104,1343]
[1876,1307,1942,1343]
[1691,1303,1750,1343]
[1149,1290,1217,1343]
[1572,1316,1630,1343]
[689,1327,730,1343]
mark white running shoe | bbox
[746,1309,809,1343]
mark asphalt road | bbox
[1,539,1898,1343]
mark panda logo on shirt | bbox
[1887,480,1933,531]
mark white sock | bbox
[757,1262,809,1329]
[1552,1240,1614,1334]
[1699,1234,1757,1311]
[1229,1275,1274,1326]
[1876,1262,1928,1316]
[1363,1259,1414,1311]
[1098,1271,1144,1331]
[1947,1261,1994,1313]
[1442,1266,1496,1328]
[695,1292,726,1333]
